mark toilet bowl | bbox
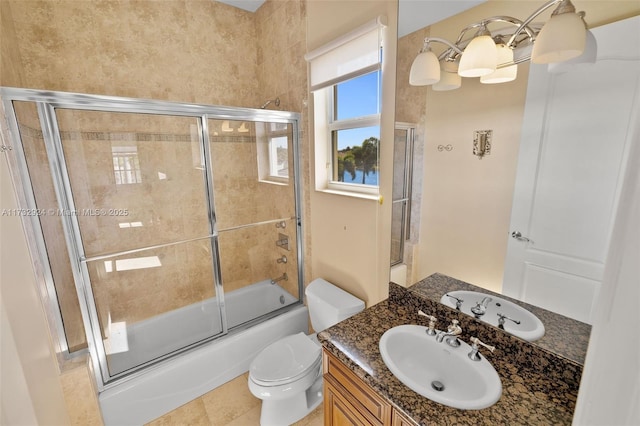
[248,278,364,425]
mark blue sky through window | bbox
[335,71,380,151]
[335,126,380,151]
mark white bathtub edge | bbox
[99,304,309,425]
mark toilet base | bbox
[259,376,323,426]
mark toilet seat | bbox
[250,332,321,387]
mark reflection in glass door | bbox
[208,119,301,326]
[54,110,225,380]
[391,124,415,266]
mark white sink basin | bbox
[440,290,545,342]
[379,325,502,410]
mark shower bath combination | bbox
[0,87,305,424]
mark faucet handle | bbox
[468,337,496,361]
[418,310,435,320]
[497,313,521,329]
[445,294,464,310]
[418,310,438,335]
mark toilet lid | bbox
[250,332,321,383]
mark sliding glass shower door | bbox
[208,119,300,326]
[1,88,304,389]
[55,109,225,378]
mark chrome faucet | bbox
[470,296,493,318]
[270,272,288,284]
[435,319,462,346]
[445,293,464,311]
[497,313,521,329]
[468,337,496,361]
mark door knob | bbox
[511,231,531,242]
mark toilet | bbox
[248,278,365,426]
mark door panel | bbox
[56,110,211,258]
[503,17,640,324]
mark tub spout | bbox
[270,272,288,285]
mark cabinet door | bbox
[325,380,377,426]
[392,409,417,426]
[323,350,390,424]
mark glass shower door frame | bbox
[391,123,415,266]
[0,87,305,390]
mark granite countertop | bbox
[408,273,591,365]
[318,284,581,425]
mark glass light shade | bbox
[433,61,461,91]
[481,44,517,84]
[548,30,597,73]
[532,12,586,64]
[458,35,497,77]
[409,50,441,86]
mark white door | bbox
[502,16,640,324]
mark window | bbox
[305,16,386,198]
[112,146,142,184]
[257,122,290,184]
[330,71,380,189]
[269,136,288,178]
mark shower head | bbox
[260,97,280,109]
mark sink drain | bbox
[431,381,445,392]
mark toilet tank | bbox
[305,278,365,332]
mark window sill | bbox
[315,187,382,202]
[259,178,289,186]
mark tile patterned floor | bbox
[145,373,324,426]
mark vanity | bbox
[318,273,590,425]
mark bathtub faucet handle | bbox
[277,255,288,264]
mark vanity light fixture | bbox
[480,37,518,84]
[409,37,462,86]
[408,0,593,89]
[433,60,462,91]
[548,27,598,73]
[458,24,497,77]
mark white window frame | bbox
[257,122,290,185]
[112,145,142,185]
[325,74,381,195]
[307,16,386,199]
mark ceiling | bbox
[217,0,486,37]
[217,0,265,13]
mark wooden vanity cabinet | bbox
[323,349,417,426]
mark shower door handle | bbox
[511,231,531,243]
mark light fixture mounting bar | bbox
[423,37,464,55]
[507,0,577,47]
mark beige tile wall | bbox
[1,0,310,423]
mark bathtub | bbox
[98,281,308,425]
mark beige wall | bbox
[403,1,640,292]
[306,0,397,307]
